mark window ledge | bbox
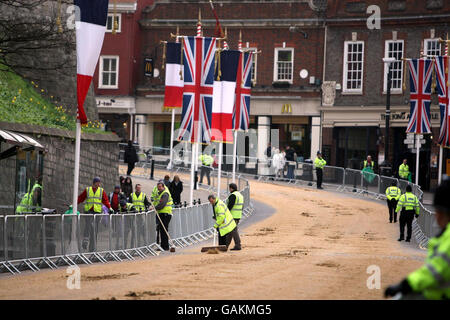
[382,90,404,95]
[98,86,119,90]
[341,91,363,95]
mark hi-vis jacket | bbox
[213,198,236,237]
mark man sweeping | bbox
[208,194,238,250]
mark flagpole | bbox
[232,129,237,182]
[217,142,223,198]
[415,134,420,185]
[438,146,443,185]
[72,120,81,216]
[190,141,195,205]
[168,108,175,169]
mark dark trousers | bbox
[387,199,398,222]
[200,166,211,185]
[232,219,241,249]
[157,212,172,250]
[316,168,323,188]
[287,164,295,179]
[217,227,239,248]
[127,162,135,175]
[399,210,415,241]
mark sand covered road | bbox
[0,181,426,300]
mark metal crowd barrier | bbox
[0,177,254,275]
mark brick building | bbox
[321,0,450,190]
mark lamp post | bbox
[382,57,395,173]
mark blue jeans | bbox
[287,164,295,179]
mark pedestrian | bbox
[154,181,174,251]
[77,177,113,251]
[122,176,133,198]
[362,155,375,191]
[395,185,420,242]
[129,183,150,212]
[398,159,410,181]
[16,181,42,214]
[169,175,183,207]
[384,180,450,300]
[385,182,401,223]
[109,185,126,213]
[272,149,283,179]
[265,142,273,167]
[119,176,125,191]
[285,146,296,180]
[314,151,326,189]
[199,153,214,185]
[226,183,243,250]
[208,194,238,250]
[124,140,138,176]
[163,175,171,188]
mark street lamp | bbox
[381,57,396,174]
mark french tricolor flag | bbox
[163,42,184,108]
[75,0,109,124]
[211,50,240,143]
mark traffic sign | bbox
[404,139,414,144]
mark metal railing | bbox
[0,175,253,275]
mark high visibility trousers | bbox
[399,210,415,241]
[387,199,398,222]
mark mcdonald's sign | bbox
[162,106,172,113]
[282,103,292,114]
[144,58,153,77]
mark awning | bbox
[0,129,44,150]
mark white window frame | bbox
[383,40,404,94]
[99,55,119,89]
[424,38,441,57]
[106,13,121,33]
[342,41,365,94]
[273,47,294,84]
[244,47,258,85]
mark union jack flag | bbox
[233,51,253,131]
[406,59,433,134]
[435,56,450,147]
[177,36,216,143]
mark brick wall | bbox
[0,122,120,215]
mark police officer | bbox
[129,183,150,212]
[385,182,401,223]
[385,180,450,300]
[398,158,410,181]
[199,153,214,185]
[209,194,238,250]
[154,182,174,251]
[395,185,419,242]
[314,151,326,190]
[226,183,243,250]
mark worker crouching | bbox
[208,194,238,250]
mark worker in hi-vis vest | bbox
[395,185,420,242]
[209,194,238,250]
[77,177,113,251]
[385,182,402,223]
[385,180,450,300]
[226,183,243,250]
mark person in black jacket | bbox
[124,140,138,176]
[169,175,183,208]
[285,146,297,180]
[122,176,133,199]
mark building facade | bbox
[321,0,450,190]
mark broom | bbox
[201,228,227,252]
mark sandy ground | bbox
[0,180,426,300]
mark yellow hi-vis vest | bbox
[314,157,326,169]
[199,154,213,166]
[385,186,401,201]
[395,192,420,214]
[132,192,147,212]
[155,189,173,214]
[407,223,450,300]
[399,163,410,179]
[16,193,32,214]
[85,187,103,213]
[364,160,374,169]
[229,191,244,219]
[213,199,236,237]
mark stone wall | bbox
[0,122,120,215]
